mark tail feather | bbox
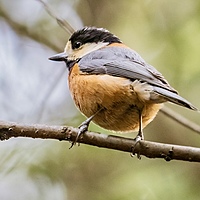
[153,87,198,111]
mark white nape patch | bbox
[131,80,153,101]
[65,41,109,60]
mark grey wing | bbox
[104,60,176,93]
[78,46,197,110]
[79,46,176,92]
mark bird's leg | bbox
[131,108,144,159]
[135,109,144,141]
[69,108,102,149]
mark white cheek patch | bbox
[131,80,153,101]
[65,41,109,60]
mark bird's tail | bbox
[153,87,198,111]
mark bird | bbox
[49,26,198,148]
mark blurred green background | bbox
[0,0,200,199]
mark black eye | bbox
[73,41,82,49]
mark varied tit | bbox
[49,27,198,147]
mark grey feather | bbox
[153,87,198,111]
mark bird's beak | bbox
[48,52,68,61]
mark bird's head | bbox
[49,27,121,62]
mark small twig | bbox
[161,106,200,134]
[37,0,75,34]
[0,121,200,162]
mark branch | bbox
[0,121,200,162]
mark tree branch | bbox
[0,121,200,162]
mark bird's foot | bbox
[131,134,143,159]
[69,119,90,149]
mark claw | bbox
[69,120,90,149]
[131,135,143,159]
[69,108,103,149]
[69,109,103,149]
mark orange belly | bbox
[68,64,162,132]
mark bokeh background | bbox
[0,0,200,199]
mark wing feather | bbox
[78,46,177,93]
